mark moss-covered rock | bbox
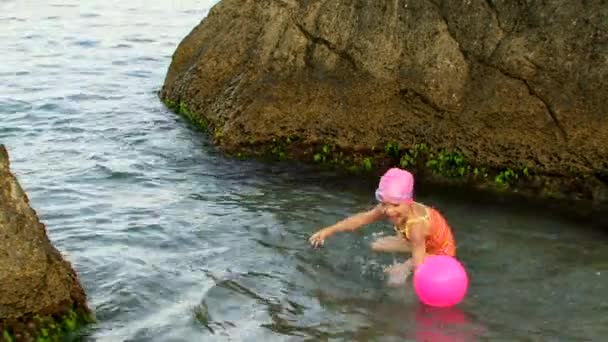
[162,101,605,214]
[0,307,94,342]
[159,0,608,211]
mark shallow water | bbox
[1,1,607,341]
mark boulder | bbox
[0,145,92,341]
[160,0,608,207]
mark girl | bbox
[308,167,456,285]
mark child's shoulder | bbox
[413,201,432,216]
[417,201,443,214]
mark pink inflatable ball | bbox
[413,255,468,307]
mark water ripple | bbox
[0,98,32,113]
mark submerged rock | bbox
[160,0,608,207]
[0,145,92,341]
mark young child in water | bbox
[309,167,456,285]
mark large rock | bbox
[160,0,608,206]
[0,145,91,341]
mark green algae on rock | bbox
[161,98,603,208]
[0,307,94,342]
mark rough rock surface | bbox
[0,145,90,339]
[160,0,608,205]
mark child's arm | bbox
[407,222,428,269]
[309,205,384,248]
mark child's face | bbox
[381,202,407,224]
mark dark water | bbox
[1,1,607,341]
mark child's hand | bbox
[384,259,413,287]
[309,228,330,248]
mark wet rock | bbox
[160,0,608,205]
[0,145,91,340]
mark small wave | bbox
[36,102,62,111]
[95,163,143,180]
[73,39,99,48]
[21,86,46,93]
[2,17,26,22]
[97,282,215,341]
[37,63,62,69]
[52,127,86,136]
[66,93,109,101]
[77,70,107,76]
[0,98,32,114]
[0,126,26,136]
[132,56,159,62]
[111,43,132,49]
[23,34,42,40]
[50,4,77,8]
[125,37,156,43]
[125,70,152,78]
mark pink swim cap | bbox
[375,168,414,204]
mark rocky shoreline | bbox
[0,145,93,342]
[161,99,608,225]
[159,0,608,215]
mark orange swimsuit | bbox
[395,205,456,256]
